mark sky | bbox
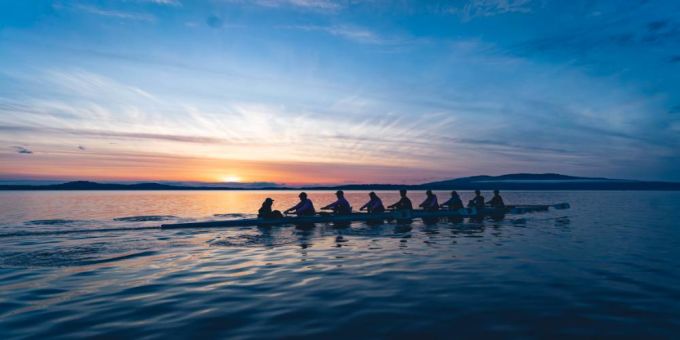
[0,0,679,185]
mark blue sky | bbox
[0,0,679,184]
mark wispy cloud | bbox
[280,24,404,44]
[73,4,155,21]
[235,0,343,11]
[141,0,182,6]
[449,0,534,21]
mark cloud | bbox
[0,125,228,145]
[280,24,403,45]
[73,4,155,21]
[449,0,534,21]
[12,146,32,154]
[237,0,343,11]
[141,0,181,6]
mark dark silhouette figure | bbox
[487,189,505,208]
[258,197,284,219]
[360,192,385,213]
[284,192,316,216]
[321,190,352,215]
[419,190,439,211]
[468,190,485,209]
[441,190,464,210]
[388,189,413,211]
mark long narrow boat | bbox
[160,203,569,229]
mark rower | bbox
[388,189,413,211]
[468,190,485,209]
[419,190,439,211]
[321,190,352,215]
[258,198,284,219]
[360,192,385,213]
[440,190,464,210]
[284,192,316,216]
[487,189,505,208]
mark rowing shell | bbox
[160,203,569,229]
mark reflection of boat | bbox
[161,203,569,229]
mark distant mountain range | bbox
[1,173,679,190]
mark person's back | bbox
[420,191,439,211]
[322,190,352,215]
[388,189,413,211]
[442,191,464,210]
[468,190,485,209]
[487,190,505,208]
[297,198,316,216]
[285,193,316,216]
[331,197,351,215]
[361,192,385,214]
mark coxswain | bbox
[258,197,284,218]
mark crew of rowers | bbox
[258,189,505,218]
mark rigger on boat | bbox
[161,190,570,229]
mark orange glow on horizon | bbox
[0,151,453,185]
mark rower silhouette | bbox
[419,190,439,211]
[284,192,316,216]
[360,191,385,213]
[388,189,413,211]
[321,190,352,215]
[487,189,505,208]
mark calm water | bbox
[0,190,678,338]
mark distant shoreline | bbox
[2,173,679,191]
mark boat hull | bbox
[161,204,569,229]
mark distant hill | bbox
[1,174,679,191]
[416,173,678,190]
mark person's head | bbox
[263,197,274,205]
[399,189,407,197]
[475,189,481,196]
[369,191,377,199]
[426,189,433,197]
[336,190,344,198]
[299,192,307,200]
[451,190,458,197]
[494,189,500,195]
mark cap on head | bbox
[475,189,481,195]
[426,189,433,195]
[265,197,274,202]
[369,191,376,197]
[399,189,407,195]
[451,190,458,196]
[299,192,307,199]
[336,190,344,197]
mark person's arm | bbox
[440,198,451,207]
[360,201,370,211]
[284,201,302,214]
[322,200,339,210]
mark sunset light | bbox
[220,175,242,183]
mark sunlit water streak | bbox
[0,191,678,338]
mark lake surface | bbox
[0,190,678,338]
